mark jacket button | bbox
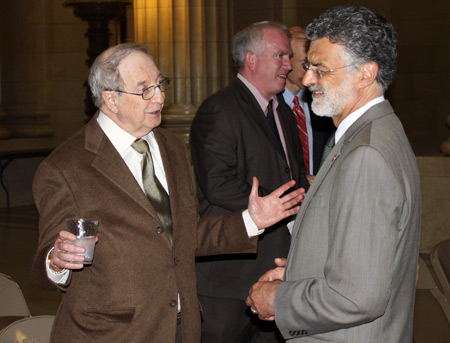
[285,167,290,173]
[170,300,177,307]
[174,258,179,266]
[156,226,164,234]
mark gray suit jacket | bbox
[275,101,421,343]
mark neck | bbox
[333,88,383,127]
[286,80,301,95]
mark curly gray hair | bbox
[306,5,397,91]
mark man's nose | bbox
[151,87,165,104]
[302,69,316,88]
[284,56,292,72]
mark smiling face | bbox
[245,27,292,100]
[302,38,360,125]
[101,51,165,138]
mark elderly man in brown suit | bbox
[28,43,304,343]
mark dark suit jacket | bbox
[297,90,335,175]
[190,78,309,300]
[29,115,257,343]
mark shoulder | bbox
[199,79,253,109]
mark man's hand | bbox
[248,177,305,229]
[259,258,286,282]
[49,230,98,271]
[246,280,281,321]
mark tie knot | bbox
[293,96,299,105]
[132,139,150,155]
[267,99,273,112]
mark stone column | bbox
[134,0,234,142]
[64,0,132,118]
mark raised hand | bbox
[248,177,305,230]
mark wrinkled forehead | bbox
[307,38,346,66]
[118,51,161,88]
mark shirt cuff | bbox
[287,220,295,235]
[46,247,70,284]
[242,209,264,237]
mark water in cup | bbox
[75,236,96,264]
[65,218,99,265]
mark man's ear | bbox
[245,52,257,71]
[101,91,119,113]
[358,62,378,89]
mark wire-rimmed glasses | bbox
[114,77,171,100]
[301,60,356,79]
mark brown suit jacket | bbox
[29,115,257,343]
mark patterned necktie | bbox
[132,139,173,244]
[266,99,283,150]
[293,96,310,173]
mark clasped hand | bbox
[246,258,287,321]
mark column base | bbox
[161,105,197,144]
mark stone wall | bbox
[417,156,450,253]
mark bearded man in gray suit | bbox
[246,5,421,343]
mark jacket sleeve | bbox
[28,159,77,291]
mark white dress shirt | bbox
[334,96,385,144]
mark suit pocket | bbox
[83,307,135,323]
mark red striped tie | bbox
[293,96,310,173]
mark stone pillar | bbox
[64,0,132,118]
[134,0,234,142]
[0,0,54,142]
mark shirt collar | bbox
[282,87,306,107]
[237,73,278,112]
[334,96,385,144]
[97,111,156,154]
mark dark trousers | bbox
[199,295,284,343]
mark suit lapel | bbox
[234,79,287,159]
[154,128,195,244]
[290,100,393,241]
[84,117,162,223]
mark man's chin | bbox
[311,103,335,118]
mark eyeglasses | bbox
[301,60,356,79]
[113,77,171,100]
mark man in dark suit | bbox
[282,26,335,184]
[190,22,309,342]
[246,6,421,343]
[28,43,304,343]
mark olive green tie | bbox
[132,139,173,243]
